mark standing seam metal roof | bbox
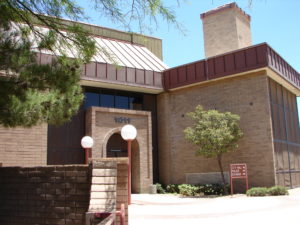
[92,36,168,72]
[25,24,168,72]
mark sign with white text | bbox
[230,164,247,178]
[230,163,248,195]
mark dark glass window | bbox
[130,96,143,110]
[84,92,99,109]
[83,87,144,110]
[115,95,129,109]
[101,94,115,108]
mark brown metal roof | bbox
[163,43,300,93]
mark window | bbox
[115,95,129,109]
[83,87,144,110]
[84,92,99,109]
[101,94,115,108]
[130,96,142,110]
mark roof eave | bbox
[80,78,164,94]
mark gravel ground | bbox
[129,188,300,225]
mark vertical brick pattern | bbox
[0,165,90,225]
[269,78,300,187]
[0,124,47,167]
[157,73,276,188]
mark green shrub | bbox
[166,184,180,193]
[177,183,229,196]
[199,183,229,195]
[267,186,288,196]
[178,184,199,196]
[246,187,269,196]
[156,183,166,194]
[247,186,289,197]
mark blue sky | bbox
[77,0,300,114]
[77,0,299,71]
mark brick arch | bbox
[102,127,141,192]
[87,107,152,193]
[102,127,142,157]
[102,127,122,157]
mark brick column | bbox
[87,158,128,225]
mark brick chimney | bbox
[201,2,252,58]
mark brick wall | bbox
[201,4,252,58]
[157,73,276,188]
[0,124,47,167]
[0,159,129,225]
[0,165,90,225]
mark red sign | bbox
[230,163,248,195]
[230,164,247,178]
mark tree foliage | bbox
[0,0,181,127]
[90,0,183,33]
[184,105,243,185]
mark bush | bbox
[246,187,270,196]
[178,184,199,196]
[199,183,229,195]
[247,186,289,197]
[156,183,166,194]
[267,186,288,196]
[177,183,229,196]
[166,184,180,193]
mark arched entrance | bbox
[106,133,127,157]
[106,132,140,193]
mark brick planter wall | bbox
[0,165,90,225]
[0,159,128,225]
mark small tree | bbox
[184,105,243,186]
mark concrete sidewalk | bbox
[129,188,300,225]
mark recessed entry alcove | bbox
[85,106,152,193]
[106,132,140,193]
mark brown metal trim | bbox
[38,52,163,89]
[163,43,299,91]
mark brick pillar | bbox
[87,158,128,225]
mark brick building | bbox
[1,2,300,190]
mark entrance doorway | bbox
[106,132,140,193]
[106,133,127,157]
